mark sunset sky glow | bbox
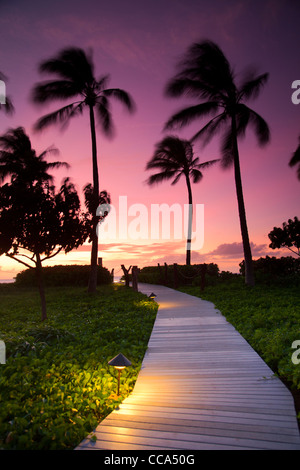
[0,0,299,280]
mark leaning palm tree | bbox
[289,136,300,180]
[31,47,135,292]
[0,126,68,187]
[164,40,270,286]
[146,135,218,265]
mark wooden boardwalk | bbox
[76,283,300,450]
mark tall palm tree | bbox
[146,135,218,265]
[289,136,300,180]
[31,47,135,292]
[164,40,270,286]
[0,126,68,186]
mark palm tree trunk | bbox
[88,104,99,293]
[185,174,193,266]
[35,253,47,321]
[231,115,255,286]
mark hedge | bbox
[15,265,112,287]
[136,263,220,288]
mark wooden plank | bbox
[102,412,300,437]
[76,283,300,451]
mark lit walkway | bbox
[76,283,300,450]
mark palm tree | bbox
[289,136,300,180]
[164,40,270,286]
[146,135,218,265]
[0,126,69,186]
[31,47,135,292]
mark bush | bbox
[137,263,219,288]
[239,256,300,286]
[15,265,112,287]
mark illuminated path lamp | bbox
[149,293,157,301]
[108,353,132,396]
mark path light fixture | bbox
[108,353,131,396]
[149,293,157,301]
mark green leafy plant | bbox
[0,283,157,449]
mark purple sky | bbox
[0,0,299,279]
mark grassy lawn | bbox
[0,283,158,450]
[180,278,300,419]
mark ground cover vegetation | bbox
[0,282,157,450]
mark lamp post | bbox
[149,292,156,301]
[108,353,131,396]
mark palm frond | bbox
[196,158,220,170]
[238,72,269,102]
[95,97,113,137]
[165,76,222,101]
[0,126,69,186]
[190,112,226,146]
[103,88,135,113]
[38,147,60,159]
[174,40,235,99]
[146,170,178,186]
[164,102,219,130]
[289,140,300,180]
[46,161,70,170]
[171,172,184,185]
[33,102,83,131]
[238,104,270,146]
[38,47,94,86]
[32,80,81,103]
[0,127,32,155]
[146,157,174,170]
[190,168,203,183]
[95,75,110,91]
[220,128,234,169]
[289,141,300,167]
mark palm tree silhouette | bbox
[289,136,300,180]
[31,47,135,292]
[0,126,68,186]
[164,40,270,286]
[146,135,218,265]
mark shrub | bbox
[239,256,300,286]
[137,263,219,288]
[15,265,112,287]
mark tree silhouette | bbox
[164,40,270,286]
[0,178,88,321]
[146,135,218,265]
[0,127,69,186]
[0,127,86,320]
[83,184,111,241]
[268,217,300,257]
[31,47,135,292]
[289,136,300,180]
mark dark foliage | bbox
[268,216,300,256]
[15,264,112,287]
[239,256,300,286]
